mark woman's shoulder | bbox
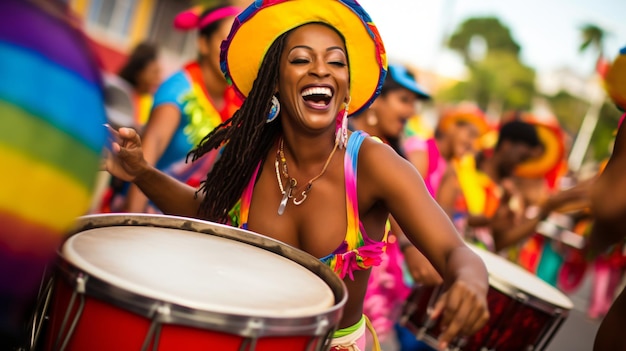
[355,133,407,170]
[152,69,192,108]
[157,70,192,93]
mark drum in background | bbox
[400,245,573,351]
[536,212,587,251]
[37,214,346,351]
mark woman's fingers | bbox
[431,281,490,350]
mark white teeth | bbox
[301,87,332,97]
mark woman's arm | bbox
[107,127,202,218]
[435,166,460,218]
[391,217,443,286]
[405,147,429,179]
[589,120,626,253]
[360,139,489,348]
[124,104,181,212]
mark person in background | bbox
[405,103,488,206]
[441,120,588,253]
[350,64,430,155]
[123,4,242,213]
[118,41,161,128]
[0,0,107,347]
[98,42,161,213]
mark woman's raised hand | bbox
[104,126,150,182]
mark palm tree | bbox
[579,24,605,58]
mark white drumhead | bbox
[62,226,335,317]
[469,245,573,309]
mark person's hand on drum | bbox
[430,277,490,350]
[105,126,150,182]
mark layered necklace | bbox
[274,138,339,215]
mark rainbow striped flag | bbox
[0,0,106,300]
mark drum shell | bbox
[39,214,347,351]
[401,247,572,351]
[402,282,568,351]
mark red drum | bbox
[36,214,346,351]
[400,245,573,351]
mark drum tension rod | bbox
[54,274,87,351]
[141,303,170,351]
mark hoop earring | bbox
[335,97,351,148]
[366,111,378,126]
[267,95,280,123]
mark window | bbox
[148,0,195,58]
[87,0,137,39]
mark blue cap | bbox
[388,64,431,100]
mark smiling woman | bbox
[106,1,490,350]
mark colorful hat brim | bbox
[439,112,489,137]
[515,123,565,178]
[220,0,387,116]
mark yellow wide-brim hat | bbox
[220,0,388,116]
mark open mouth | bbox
[301,86,333,109]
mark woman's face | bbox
[277,23,350,133]
[137,60,161,94]
[370,88,417,139]
[449,122,480,159]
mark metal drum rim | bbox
[57,213,348,338]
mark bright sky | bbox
[358,0,626,78]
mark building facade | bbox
[69,0,197,75]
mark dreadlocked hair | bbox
[187,32,288,223]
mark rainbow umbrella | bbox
[0,0,106,307]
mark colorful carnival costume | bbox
[454,155,502,250]
[509,113,571,287]
[229,131,388,349]
[404,103,489,198]
[0,0,106,342]
[152,62,241,187]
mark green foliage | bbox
[437,52,535,111]
[545,90,622,162]
[545,90,589,134]
[579,24,606,55]
[448,17,521,64]
[589,102,622,161]
[439,17,535,112]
